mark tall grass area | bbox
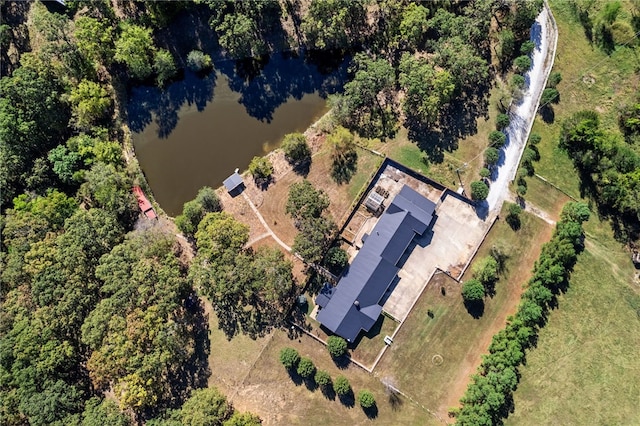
[507,1,640,424]
[524,0,640,201]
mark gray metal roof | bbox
[223,172,243,192]
[316,185,436,342]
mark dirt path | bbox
[242,192,292,252]
[505,192,557,225]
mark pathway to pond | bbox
[241,192,291,252]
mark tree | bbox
[314,370,332,387]
[114,23,156,80]
[327,335,347,358]
[520,40,535,55]
[48,144,82,184]
[497,29,516,64]
[292,216,336,264]
[74,16,115,66]
[297,357,316,379]
[81,397,130,426]
[216,13,266,59]
[479,168,491,179]
[180,388,233,426]
[462,279,485,302]
[286,180,330,222]
[433,35,489,91]
[510,74,525,91]
[506,203,522,230]
[358,390,376,409]
[69,80,111,129]
[248,156,273,185]
[399,53,455,126]
[195,212,249,268]
[281,133,311,168]
[548,72,563,88]
[470,181,489,201]
[484,147,500,166]
[154,49,177,87]
[496,113,510,130]
[333,375,351,396]
[473,256,499,286]
[279,347,300,369]
[399,3,429,50]
[488,131,507,148]
[175,187,222,237]
[513,55,532,73]
[186,50,212,72]
[302,0,366,50]
[323,246,348,275]
[528,133,542,145]
[328,126,358,184]
[541,88,560,105]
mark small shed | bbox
[223,171,244,195]
[132,186,157,220]
[365,190,385,213]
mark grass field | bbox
[506,1,640,424]
[376,205,552,419]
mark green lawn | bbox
[376,206,551,418]
[506,2,640,424]
[507,218,640,425]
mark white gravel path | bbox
[485,5,558,213]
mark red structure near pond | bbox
[132,186,157,220]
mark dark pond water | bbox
[129,53,347,216]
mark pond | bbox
[129,53,347,216]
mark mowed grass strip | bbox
[507,218,640,426]
[376,206,552,418]
[524,0,640,202]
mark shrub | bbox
[488,130,507,148]
[541,88,560,105]
[528,133,542,145]
[154,49,177,87]
[461,279,485,302]
[248,156,273,182]
[513,55,532,73]
[484,147,500,166]
[496,113,510,130]
[470,181,489,201]
[473,256,499,286]
[333,375,351,396]
[314,370,331,387]
[548,71,562,88]
[506,202,522,230]
[479,168,491,179]
[358,390,376,408]
[186,50,212,72]
[279,347,300,369]
[510,74,525,90]
[281,133,311,166]
[520,40,535,55]
[327,335,348,358]
[297,357,315,378]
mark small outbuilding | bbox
[132,186,157,220]
[223,171,244,196]
[365,190,385,214]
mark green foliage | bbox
[470,181,489,201]
[472,256,499,286]
[248,156,274,183]
[281,133,311,167]
[510,74,525,90]
[461,279,484,302]
[488,131,507,148]
[223,412,262,426]
[506,203,523,231]
[528,133,542,145]
[433,34,489,90]
[333,375,351,396]
[513,55,532,73]
[69,80,112,129]
[48,144,82,184]
[175,187,222,237]
[75,16,115,66]
[357,390,376,409]
[314,370,332,387]
[186,50,212,72]
[456,202,588,425]
[279,347,300,369]
[323,246,348,274]
[399,3,429,50]
[328,126,358,183]
[484,147,500,166]
[286,180,330,222]
[331,54,396,139]
[497,29,516,64]
[216,13,266,59]
[114,23,156,80]
[81,397,130,426]
[297,357,316,378]
[154,49,177,87]
[479,168,491,179]
[548,71,563,88]
[496,113,510,130]
[541,88,560,105]
[520,40,535,55]
[180,388,233,426]
[399,53,455,126]
[302,0,366,50]
[292,216,336,264]
[327,335,347,358]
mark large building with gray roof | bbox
[315,185,436,342]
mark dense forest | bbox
[1,1,542,424]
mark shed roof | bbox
[315,185,436,342]
[223,172,243,192]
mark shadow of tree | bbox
[338,389,355,408]
[320,384,336,400]
[464,299,485,319]
[388,390,403,411]
[363,403,379,419]
[331,150,358,184]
